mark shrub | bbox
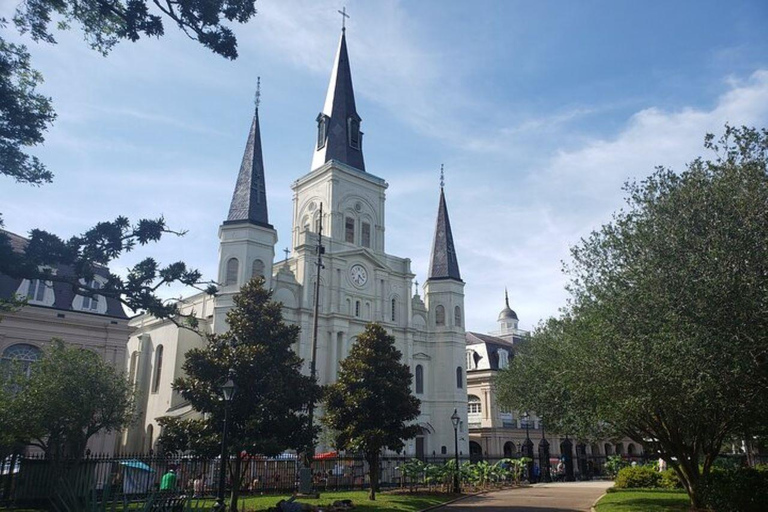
[698,467,768,512]
[604,455,629,478]
[614,465,661,489]
[659,469,682,489]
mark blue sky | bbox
[1,0,767,332]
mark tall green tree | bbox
[158,278,320,512]
[323,323,421,501]
[496,126,768,508]
[6,339,134,459]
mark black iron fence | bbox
[1,451,764,508]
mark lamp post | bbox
[215,374,237,512]
[521,412,534,482]
[450,409,461,494]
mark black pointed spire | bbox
[226,82,272,228]
[428,175,461,282]
[311,29,365,172]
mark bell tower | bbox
[215,86,277,333]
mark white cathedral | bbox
[123,28,469,458]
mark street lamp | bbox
[450,409,461,494]
[215,373,237,512]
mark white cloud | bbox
[453,70,768,332]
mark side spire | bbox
[311,25,365,172]
[226,78,271,227]
[428,167,461,281]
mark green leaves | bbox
[495,126,768,507]
[0,38,55,185]
[159,278,321,458]
[323,323,421,496]
[3,339,134,459]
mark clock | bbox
[349,264,368,287]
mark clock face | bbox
[349,264,368,287]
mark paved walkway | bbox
[437,481,613,512]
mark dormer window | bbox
[26,279,47,302]
[348,117,361,149]
[82,279,101,311]
[316,114,328,149]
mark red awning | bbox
[315,451,338,460]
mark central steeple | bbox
[311,29,366,172]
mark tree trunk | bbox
[367,452,379,501]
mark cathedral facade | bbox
[123,29,469,458]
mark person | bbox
[556,460,565,481]
[275,495,319,512]
[160,468,177,491]
[193,473,204,498]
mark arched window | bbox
[355,300,361,318]
[503,442,515,458]
[467,395,481,414]
[454,306,462,327]
[316,114,328,149]
[345,216,355,243]
[456,366,463,389]
[225,258,239,286]
[435,305,445,326]
[441,446,447,455]
[391,298,397,322]
[627,443,636,455]
[152,345,163,393]
[348,117,361,149]
[1,343,42,378]
[604,443,613,455]
[361,222,371,248]
[251,259,265,279]
[415,365,424,394]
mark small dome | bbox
[498,288,518,321]
[498,306,518,322]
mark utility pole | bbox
[299,203,324,496]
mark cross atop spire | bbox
[254,76,261,111]
[440,164,445,189]
[338,6,349,31]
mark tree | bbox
[158,278,320,512]
[1,0,260,316]
[495,126,768,508]
[7,339,134,459]
[2,0,258,184]
[323,323,421,500]
[0,218,216,326]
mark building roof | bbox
[466,331,521,371]
[498,289,518,321]
[225,106,272,227]
[0,229,128,319]
[427,187,462,281]
[310,29,366,172]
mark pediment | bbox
[331,247,388,270]
[413,352,431,360]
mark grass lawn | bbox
[595,489,690,512]
[1,490,457,512]
[236,490,456,511]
